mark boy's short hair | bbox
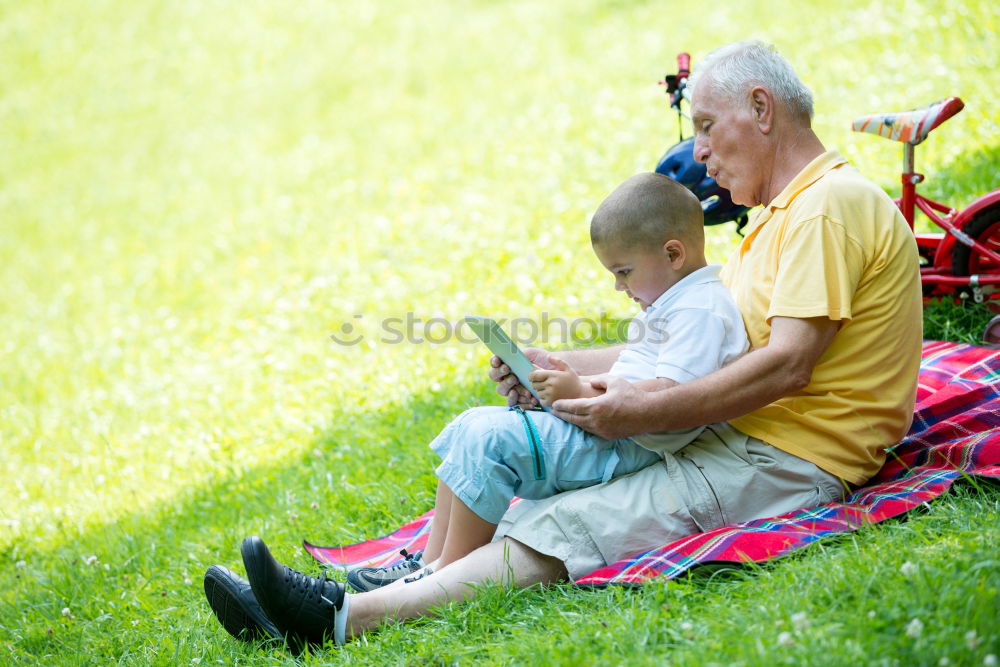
[590,173,705,253]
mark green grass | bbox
[2,0,999,664]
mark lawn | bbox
[2,0,998,664]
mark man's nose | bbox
[693,135,710,163]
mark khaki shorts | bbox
[494,422,845,581]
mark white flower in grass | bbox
[680,621,693,632]
[15,560,26,569]
[905,617,924,638]
[84,555,98,566]
[965,630,981,650]
[777,631,794,647]
[900,561,918,577]
[61,607,72,618]
[939,657,951,666]
[132,620,140,627]
[791,611,810,632]
[867,610,876,619]
[984,654,997,667]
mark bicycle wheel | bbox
[951,204,1000,276]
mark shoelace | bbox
[402,567,433,584]
[381,549,422,575]
[284,567,338,608]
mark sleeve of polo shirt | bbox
[651,308,730,384]
[767,215,865,322]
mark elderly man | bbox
[204,41,922,649]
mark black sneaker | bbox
[203,565,282,643]
[346,549,425,592]
[241,536,346,649]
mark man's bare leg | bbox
[346,537,567,638]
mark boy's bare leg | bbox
[383,487,494,590]
[346,537,567,638]
[422,480,454,563]
[436,493,497,569]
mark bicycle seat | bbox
[851,97,964,145]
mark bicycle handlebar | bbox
[661,52,693,139]
[676,52,690,79]
[668,53,691,111]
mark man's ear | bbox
[750,86,774,134]
[664,239,685,268]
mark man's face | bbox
[690,78,767,207]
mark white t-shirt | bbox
[609,264,748,452]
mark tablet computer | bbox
[464,316,549,412]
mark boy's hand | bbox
[490,347,555,409]
[529,357,584,406]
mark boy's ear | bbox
[663,239,685,267]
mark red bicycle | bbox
[656,53,1000,304]
[852,100,1000,303]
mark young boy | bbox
[347,173,748,592]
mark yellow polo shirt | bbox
[720,151,922,485]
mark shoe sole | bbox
[203,566,279,643]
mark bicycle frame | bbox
[899,141,1000,288]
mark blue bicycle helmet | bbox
[655,137,749,231]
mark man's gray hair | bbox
[689,40,814,120]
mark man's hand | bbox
[488,347,556,408]
[528,357,584,406]
[553,316,841,438]
[550,375,647,439]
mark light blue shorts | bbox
[430,406,663,524]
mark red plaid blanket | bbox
[304,341,1000,586]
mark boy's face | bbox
[593,240,685,311]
